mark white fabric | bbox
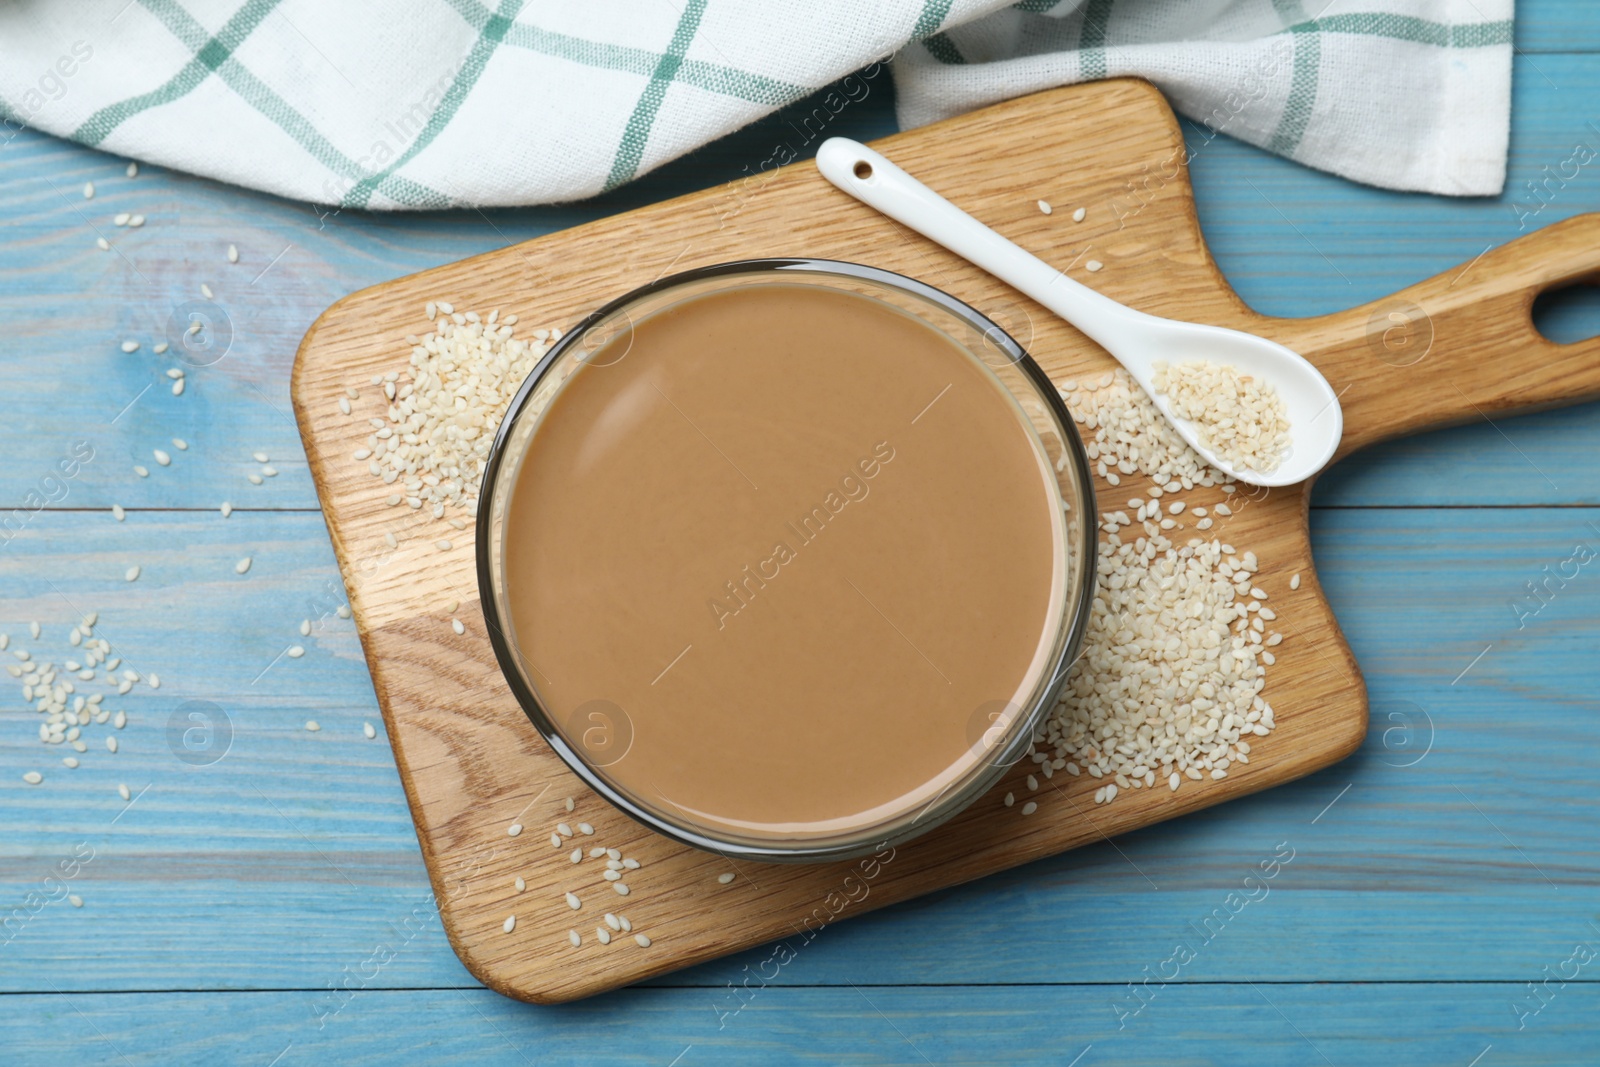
[0,0,1512,209]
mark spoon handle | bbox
[815,137,1148,355]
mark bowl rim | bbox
[475,257,1098,862]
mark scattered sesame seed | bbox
[451,619,464,635]
[125,566,140,582]
[23,772,42,784]
[287,645,305,658]
[63,757,80,769]
[435,540,452,552]
[550,833,562,847]
[507,823,523,837]
[596,927,612,944]
[634,933,651,947]
[577,822,594,835]
[514,877,526,892]
[120,339,139,353]
[96,237,110,251]
[568,929,580,947]
[299,619,311,637]
[564,796,575,812]
[1037,199,1052,214]
[172,380,184,395]
[363,721,377,739]
[153,342,168,354]
[571,848,583,863]
[304,720,320,732]
[503,915,516,933]
[69,895,83,908]
[118,783,130,801]
[113,213,130,227]
[557,823,572,837]
[604,913,621,931]
[83,182,95,199]
[336,605,350,619]
[235,557,252,574]
[220,502,232,518]
[228,244,239,264]
[718,872,735,885]
[1072,206,1087,222]
[126,162,138,178]
[261,466,277,477]
[1021,801,1038,815]
[128,214,145,227]
[153,449,171,466]
[613,883,630,896]
[1085,260,1103,272]
[1290,573,1301,590]
[200,283,214,299]
[565,892,581,910]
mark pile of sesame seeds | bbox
[1026,369,1285,806]
[344,303,557,526]
[1064,368,1235,491]
[1151,359,1291,475]
[8,613,142,797]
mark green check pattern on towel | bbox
[0,0,1511,209]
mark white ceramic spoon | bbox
[815,137,1342,488]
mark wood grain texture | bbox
[7,54,1600,508]
[1,0,1598,1055]
[286,77,1600,1003]
[2,984,1596,1066]
[5,509,1598,994]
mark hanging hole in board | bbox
[1532,279,1600,346]
[853,161,873,180]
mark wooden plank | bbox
[0,57,1596,512]
[289,67,1600,998]
[1,5,1598,1031]
[2,985,1595,1065]
[1514,0,1599,52]
[292,77,1398,1001]
[5,507,1599,992]
[0,69,903,514]
[1190,52,1600,506]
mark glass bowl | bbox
[476,259,1096,862]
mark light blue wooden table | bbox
[4,5,1599,1064]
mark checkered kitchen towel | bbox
[0,0,1511,209]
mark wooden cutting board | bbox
[291,79,1600,1003]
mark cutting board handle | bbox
[1291,212,1600,457]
